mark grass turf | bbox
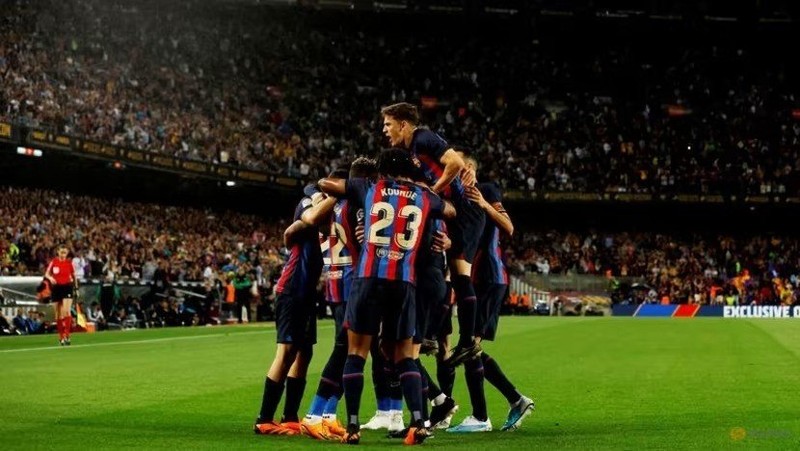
[1,317,799,449]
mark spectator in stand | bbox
[222,272,236,320]
[233,265,254,324]
[12,308,29,334]
[0,311,16,335]
[126,297,145,329]
[87,301,107,331]
[180,292,204,326]
[149,260,171,306]
[27,310,44,334]
[149,298,178,327]
[97,269,119,319]
[107,307,125,330]
[167,299,180,327]
[72,251,88,282]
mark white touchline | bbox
[0,325,334,354]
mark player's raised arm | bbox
[300,195,337,226]
[465,185,513,237]
[432,149,467,194]
[283,220,308,247]
[318,178,347,197]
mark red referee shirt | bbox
[48,258,74,285]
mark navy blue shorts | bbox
[415,265,446,343]
[476,283,508,341]
[446,196,485,264]
[332,302,348,347]
[275,294,317,345]
[346,278,416,341]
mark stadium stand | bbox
[2,0,800,196]
[1,1,799,315]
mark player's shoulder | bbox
[348,177,373,188]
[303,183,320,197]
[419,185,444,207]
[478,180,501,191]
[295,196,313,218]
[413,127,447,146]
[479,181,503,199]
[345,177,373,199]
[404,180,435,196]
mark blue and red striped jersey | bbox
[319,231,329,276]
[275,197,324,299]
[322,199,362,304]
[472,182,508,285]
[410,128,464,200]
[346,178,444,284]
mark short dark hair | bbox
[465,156,478,171]
[350,157,377,179]
[380,102,420,125]
[377,148,419,180]
[329,167,350,179]
[453,145,477,169]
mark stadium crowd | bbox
[0,184,292,332]
[1,185,798,308]
[2,1,800,195]
[0,185,286,283]
[507,231,800,306]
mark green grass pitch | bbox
[2,317,799,449]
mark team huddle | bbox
[253,103,534,445]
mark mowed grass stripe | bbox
[744,319,800,362]
[0,322,285,350]
[0,329,279,353]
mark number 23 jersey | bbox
[345,178,444,285]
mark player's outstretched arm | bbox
[318,178,346,197]
[432,149,467,193]
[301,195,337,226]
[283,220,308,247]
[464,185,514,236]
